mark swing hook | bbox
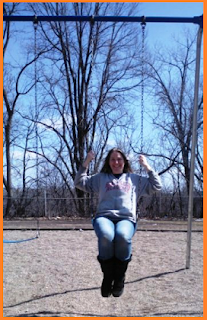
[33,15,38,29]
[141,15,146,27]
[90,15,95,26]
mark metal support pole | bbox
[186,26,203,269]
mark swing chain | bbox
[33,17,40,238]
[137,19,146,219]
[34,19,38,174]
[89,16,95,219]
[140,19,146,155]
[88,15,95,153]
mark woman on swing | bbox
[74,148,162,298]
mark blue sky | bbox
[3,2,203,186]
[128,2,203,144]
[5,2,203,66]
[138,2,203,47]
[139,2,203,17]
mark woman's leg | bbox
[93,217,115,260]
[114,219,136,261]
[93,217,116,297]
[112,220,136,297]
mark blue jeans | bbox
[93,217,137,261]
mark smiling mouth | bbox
[112,167,122,172]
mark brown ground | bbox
[3,219,203,317]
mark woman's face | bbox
[109,151,125,174]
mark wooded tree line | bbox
[3,3,203,218]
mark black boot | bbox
[112,255,132,297]
[97,256,114,297]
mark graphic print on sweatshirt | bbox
[105,179,131,193]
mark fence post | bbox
[44,190,47,218]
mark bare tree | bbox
[3,3,29,216]
[145,30,203,195]
[3,3,49,216]
[25,2,144,215]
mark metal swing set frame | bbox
[3,13,203,269]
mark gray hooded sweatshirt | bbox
[74,166,162,223]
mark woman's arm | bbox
[138,155,162,194]
[138,155,152,172]
[74,151,98,193]
[82,150,95,169]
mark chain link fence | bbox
[3,192,203,220]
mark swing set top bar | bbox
[3,14,203,27]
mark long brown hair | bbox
[100,148,133,174]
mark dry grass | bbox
[3,229,203,317]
